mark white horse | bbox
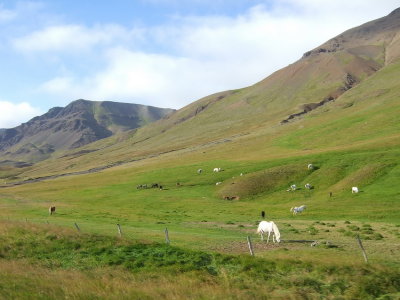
[308,164,314,170]
[290,205,306,215]
[257,221,281,243]
[352,187,359,193]
[213,167,221,172]
[305,183,312,189]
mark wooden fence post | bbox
[74,222,81,232]
[247,236,255,256]
[165,228,170,244]
[117,224,122,237]
[356,235,368,263]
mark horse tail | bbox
[272,222,281,242]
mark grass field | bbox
[1,140,399,298]
[1,29,400,299]
[0,221,399,299]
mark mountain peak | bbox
[0,100,175,162]
[389,7,400,17]
[302,7,400,59]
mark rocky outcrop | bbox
[280,73,358,124]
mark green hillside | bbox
[0,9,400,300]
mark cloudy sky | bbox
[0,0,398,128]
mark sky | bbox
[0,0,399,128]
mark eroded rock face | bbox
[280,73,358,124]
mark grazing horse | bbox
[305,183,312,189]
[308,164,314,170]
[223,195,240,200]
[352,187,359,193]
[197,169,203,174]
[290,205,306,215]
[49,206,56,215]
[257,221,281,243]
[213,167,221,172]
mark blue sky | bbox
[0,0,399,128]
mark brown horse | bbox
[223,196,240,200]
[49,206,56,215]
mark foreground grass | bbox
[0,221,399,300]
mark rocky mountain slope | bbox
[0,99,174,164]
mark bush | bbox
[307,226,318,235]
[372,233,384,240]
[347,225,360,231]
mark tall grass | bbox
[0,221,399,299]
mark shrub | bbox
[347,225,360,231]
[372,233,384,240]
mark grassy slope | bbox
[0,221,399,299]
[0,15,400,299]
[9,49,392,180]
[0,39,399,250]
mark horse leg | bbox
[267,231,271,243]
[260,232,264,241]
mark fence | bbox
[2,216,398,263]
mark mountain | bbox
[1,8,400,180]
[0,99,175,164]
[1,9,400,299]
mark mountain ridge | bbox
[1,8,400,180]
[0,99,175,164]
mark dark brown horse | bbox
[223,196,240,200]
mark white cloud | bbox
[12,24,140,54]
[40,76,75,93]
[0,5,16,22]
[37,1,400,108]
[0,101,43,128]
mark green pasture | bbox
[0,58,399,298]
[0,221,398,299]
[1,145,399,263]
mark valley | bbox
[0,7,399,300]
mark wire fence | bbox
[1,216,400,262]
